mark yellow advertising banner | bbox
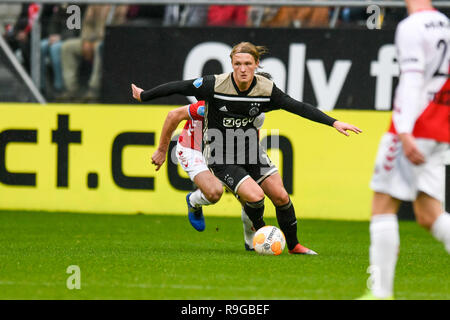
[0,103,391,220]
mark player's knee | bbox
[205,186,223,203]
[414,201,440,230]
[415,212,434,230]
[270,189,290,207]
[246,190,265,203]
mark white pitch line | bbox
[1,280,448,299]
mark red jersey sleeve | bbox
[188,100,205,121]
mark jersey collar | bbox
[231,72,257,96]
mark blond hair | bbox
[229,42,268,63]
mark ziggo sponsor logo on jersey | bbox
[223,117,256,128]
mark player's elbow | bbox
[166,110,182,126]
[168,107,189,123]
[167,109,178,120]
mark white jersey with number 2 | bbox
[388,9,449,142]
[371,9,449,202]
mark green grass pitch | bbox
[0,210,448,300]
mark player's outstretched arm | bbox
[131,79,202,102]
[151,106,190,171]
[271,86,362,136]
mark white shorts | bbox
[370,133,448,202]
[175,144,209,181]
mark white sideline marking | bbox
[0,280,448,298]
[0,280,258,291]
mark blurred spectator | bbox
[4,3,41,73]
[40,4,82,98]
[59,5,128,102]
[293,6,330,28]
[0,4,22,35]
[126,5,165,27]
[164,5,208,27]
[338,7,367,28]
[207,5,248,27]
[247,6,279,27]
[248,6,329,28]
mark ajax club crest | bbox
[249,103,260,116]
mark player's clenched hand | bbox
[151,149,166,171]
[398,133,425,165]
[332,121,363,136]
[131,83,143,102]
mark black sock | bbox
[244,199,265,231]
[276,199,299,250]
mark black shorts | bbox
[209,152,278,194]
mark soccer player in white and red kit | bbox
[176,101,208,184]
[360,0,450,299]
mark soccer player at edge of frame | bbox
[139,72,273,252]
[131,41,362,255]
[357,0,450,300]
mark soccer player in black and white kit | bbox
[149,72,273,252]
[132,42,362,254]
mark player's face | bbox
[231,53,259,86]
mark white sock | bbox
[431,212,450,254]
[189,189,212,208]
[241,207,255,248]
[369,214,399,298]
